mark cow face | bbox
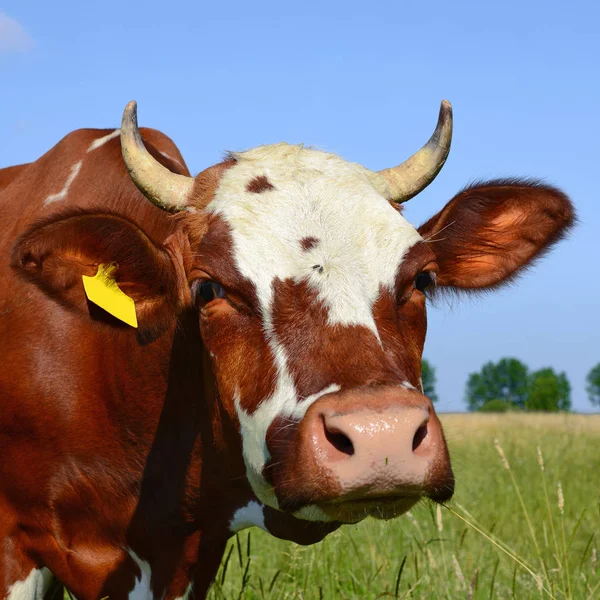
[186,144,451,523]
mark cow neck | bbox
[98,309,253,595]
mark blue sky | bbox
[1,0,598,411]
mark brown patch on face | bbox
[370,287,427,389]
[269,241,437,399]
[188,159,236,210]
[178,159,237,252]
[271,278,400,398]
[300,237,319,251]
[192,215,276,418]
[192,215,260,311]
[246,175,274,194]
[376,241,438,386]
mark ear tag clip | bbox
[82,263,138,328]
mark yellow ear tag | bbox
[82,264,138,328]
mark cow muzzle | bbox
[265,387,454,523]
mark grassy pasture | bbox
[208,413,600,599]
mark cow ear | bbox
[417,179,575,290]
[12,212,191,338]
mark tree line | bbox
[421,358,600,412]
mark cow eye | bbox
[195,280,227,304]
[414,271,435,293]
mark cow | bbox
[0,100,574,599]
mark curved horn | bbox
[378,100,453,203]
[121,101,194,213]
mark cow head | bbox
[117,101,458,525]
[13,101,574,536]
[118,100,574,526]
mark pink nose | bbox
[303,388,452,502]
[316,407,430,493]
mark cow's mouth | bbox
[317,495,421,523]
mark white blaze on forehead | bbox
[207,143,423,336]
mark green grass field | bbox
[208,414,600,600]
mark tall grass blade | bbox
[467,568,478,600]
[237,557,251,600]
[568,508,586,551]
[538,445,566,594]
[394,555,407,598]
[558,482,572,599]
[221,544,234,585]
[236,533,243,569]
[488,558,499,600]
[579,533,595,574]
[268,570,281,593]
[444,505,555,599]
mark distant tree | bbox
[526,368,571,412]
[465,358,529,411]
[586,363,600,408]
[479,399,519,413]
[421,359,438,402]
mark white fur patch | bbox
[87,129,121,153]
[127,550,153,600]
[210,144,423,518]
[236,380,341,510]
[208,143,422,338]
[6,568,53,600]
[44,160,82,205]
[229,500,267,532]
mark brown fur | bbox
[300,236,320,251]
[245,174,275,194]
[0,163,30,193]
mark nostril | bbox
[324,426,355,456]
[412,422,428,452]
